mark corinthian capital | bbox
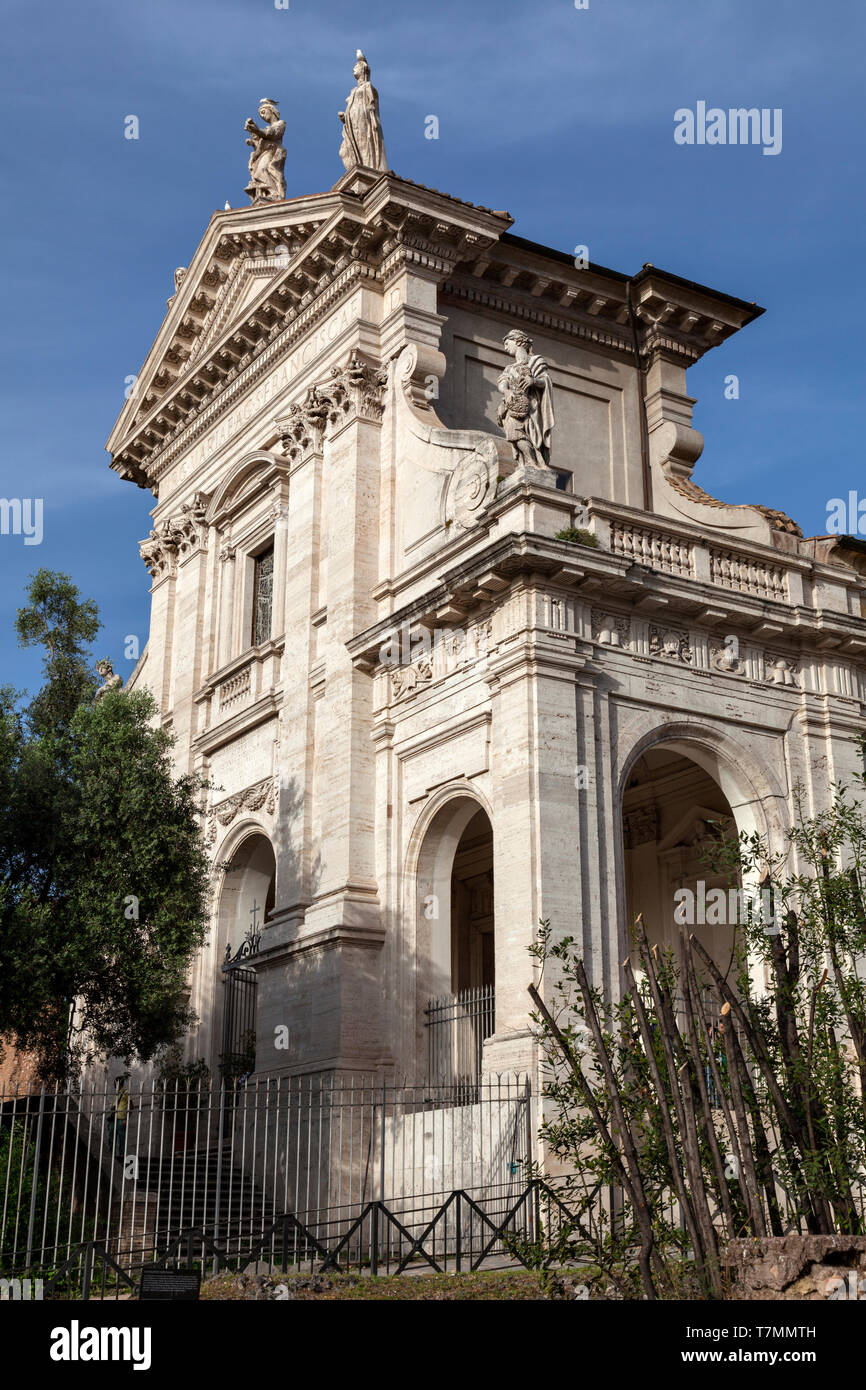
[322,351,388,426]
[139,520,180,580]
[277,385,329,461]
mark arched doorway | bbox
[621,746,748,1004]
[413,795,495,1085]
[216,832,275,1077]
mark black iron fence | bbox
[0,1072,530,1288]
[41,1179,576,1298]
[425,984,495,1088]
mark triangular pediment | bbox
[107,177,513,491]
[114,207,330,439]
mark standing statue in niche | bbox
[496,329,556,469]
[338,50,388,171]
[244,98,287,203]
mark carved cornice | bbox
[123,261,380,487]
[440,278,634,357]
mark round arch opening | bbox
[620,741,766,997]
[217,831,276,959]
[412,794,495,1084]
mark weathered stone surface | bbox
[728,1236,866,1300]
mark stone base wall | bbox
[728,1235,866,1300]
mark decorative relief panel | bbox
[442,438,500,532]
[388,618,493,705]
[591,609,631,648]
[206,775,278,846]
[764,653,799,688]
[649,625,691,663]
[710,640,745,676]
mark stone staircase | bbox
[110,1143,273,1269]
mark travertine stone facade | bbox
[109,164,866,1085]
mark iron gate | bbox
[220,963,257,1078]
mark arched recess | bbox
[616,721,787,999]
[408,785,495,1003]
[212,828,275,1076]
[216,827,276,959]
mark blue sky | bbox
[1,0,863,696]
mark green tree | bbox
[0,571,210,1080]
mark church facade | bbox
[108,83,866,1088]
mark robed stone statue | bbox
[339,50,388,171]
[244,98,287,203]
[496,329,556,469]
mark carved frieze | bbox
[649,625,691,663]
[388,619,493,705]
[592,610,631,648]
[206,776,278,846]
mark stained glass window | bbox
[252,546,274,646]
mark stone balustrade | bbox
[609,519,694,578]
[196,637,284,732]
[708,546,788,602]
[218,662,253,711]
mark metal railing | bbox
[0,1071,530,1286]
[425,985,496,1090]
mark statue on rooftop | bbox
[496,329,556,469]
[339,50,388,172]
[94,659,124,701]
[244,98,287,203]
